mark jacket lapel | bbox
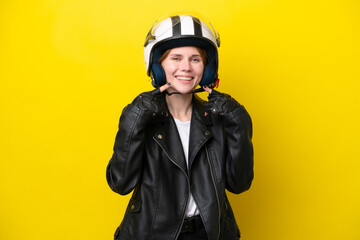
[188,95,212,173]
[153,117,188,175]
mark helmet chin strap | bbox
[165,87,205,96]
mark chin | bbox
[170,84,199,94]
[174,88,195,94]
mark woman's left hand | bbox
[203,86,240,115]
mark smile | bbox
[176,76,193,81]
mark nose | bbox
[179,59,191,72]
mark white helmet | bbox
[144,14,220,88]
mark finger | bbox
[159,82,172,92]
[203,86,212,94]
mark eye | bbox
[171,57,180,61]
[191,58,201,62]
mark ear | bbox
[151,63,166,87]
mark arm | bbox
[106,104,148,195]
[222,104,254,194]
[204,88,254,194]
[106,87,169,195]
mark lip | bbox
[175,75,194,82]
[176,78,193,85]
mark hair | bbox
[159,47,207,65]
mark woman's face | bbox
[161,46,205,94]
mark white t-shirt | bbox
[174,118,200,217]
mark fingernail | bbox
[167,82,171,86]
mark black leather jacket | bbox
[106,93,254,240]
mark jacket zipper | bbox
[206,145,220,240]
[153,136,190,240]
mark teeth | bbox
[177,77,192,80]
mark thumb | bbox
[203,86,213,94]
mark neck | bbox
[165,93,193,122]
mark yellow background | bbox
[1,0,359,239]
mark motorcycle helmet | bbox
[144,13,220,88]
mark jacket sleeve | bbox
[106,104,148,195]
[222,105,254,194]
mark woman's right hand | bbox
[132,83,171,123]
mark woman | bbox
[106,14,254,240]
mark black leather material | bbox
[107,93,253,240]
[131,89,169,125]
[204,90,241,116]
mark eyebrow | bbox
[168,54,202,57]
